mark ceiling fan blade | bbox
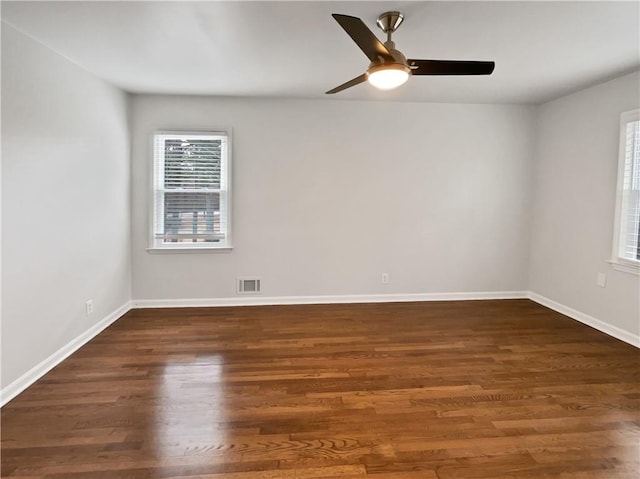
[332,14,392,62]
[408,60,495,75]
[326,73,368,94]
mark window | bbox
[611,110,640,273]
[152,131,231,250]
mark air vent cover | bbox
[237,278,261,294]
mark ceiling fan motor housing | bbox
[367,41,410,77]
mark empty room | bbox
[1,1,639,478]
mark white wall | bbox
[529,71,640,338]
[131,96,536,301]
[1,24,131,389]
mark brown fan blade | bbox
[326,73,368,94]
[408,60,495,75]
[332,14,392,62]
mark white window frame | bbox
[149,130,232,252]
[610,109,639,274]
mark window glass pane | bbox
[620,119,640,261]
[164,138,222,190]
[163,192,221,243]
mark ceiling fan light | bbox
[367,64,410,90]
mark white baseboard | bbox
[528,292,640,348]
[0,301,132,407]
[131,291,528,309]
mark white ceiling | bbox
[2,1,639,104]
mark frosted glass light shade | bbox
[367,65,410,90]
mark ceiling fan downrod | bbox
[376,10,404,44]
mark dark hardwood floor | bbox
[1,300,639,478]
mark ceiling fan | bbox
[326,11,495,94]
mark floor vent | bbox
[238,278,261,294]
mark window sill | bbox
[608,259,640,275]
[147,246,233,254]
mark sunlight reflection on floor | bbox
[156,356,226,457]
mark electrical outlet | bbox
[596,273,606,288]
[381,273,389,284]
[85,299,94,316]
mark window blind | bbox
[618,115,640,262]
[152,132,230,248]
